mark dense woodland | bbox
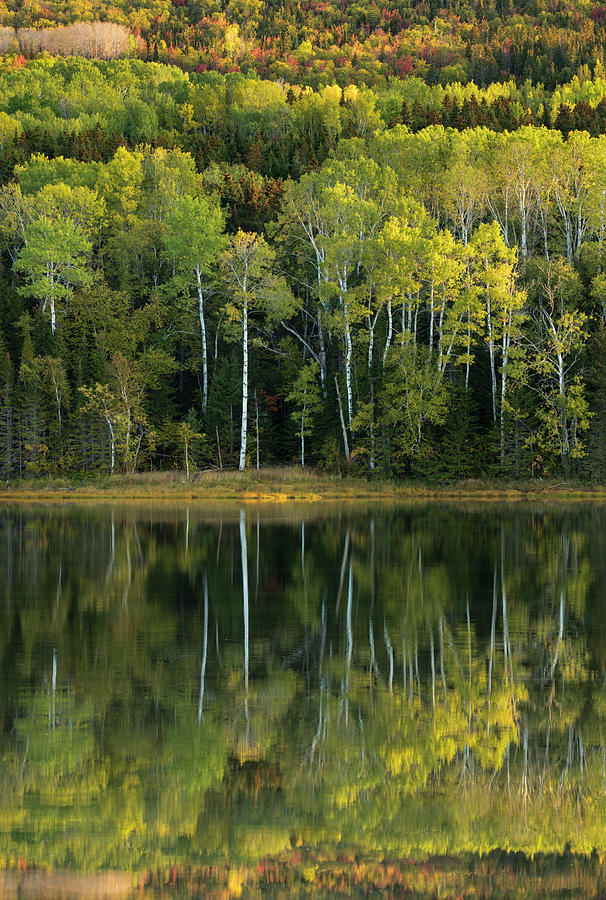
[5,6,606,477]
[4,0,606,91]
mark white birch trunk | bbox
[239,297,248,471]
[383,297,392,368]
[195,266,208,415]
[486,287,497,422]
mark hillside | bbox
[1,0,606,481]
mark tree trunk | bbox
[239,298,248,471]
[334,374,350,460]
[317,308,327,397]
[383,297,393,368]
[216,425,222,469]
[500,311,511,467]
[195,267,208,416]
[557,349,569,468]
[344,309,353,426]
[486,286,497,422]
[106,416,115,474]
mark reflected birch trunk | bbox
[240,510,249,695]
[50,648,57,730]
[488,566,497,707]
[439,616,447,699]
[216,519,223,566]
[550,591,565,678]
[384,618,393,695]
[501,528,514,686]
[198,572,208,725]
[335,529,350,615]
[345,561,353,726]
[430,626,436,712]
[369,616,379,681]
[107,513,115,580]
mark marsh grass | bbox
[1,468,606,501]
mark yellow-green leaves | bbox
[15,216,92,334]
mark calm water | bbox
[2,501,606,898]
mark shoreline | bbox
[1,853,604,899]
[1,469,606,502]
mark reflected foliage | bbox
[2,503,606,889]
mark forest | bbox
[4,27,606,478]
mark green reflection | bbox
[1,503,606,895]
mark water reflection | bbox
[1,503,606,894]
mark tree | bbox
[286,360,322,467]
[522,260,591,471]
[0,336,14,477]
[379,341,450,468]
[79,382,120,473]
[15,218,92,335]
[20,355,69,432]
[222,231,293,470]
[79,349,171,474]
[0,183,32,265]
[175,418,205,480]
[441,129,489,246]
[551,131,591,262]
[95,147,143,230]
[526,309,591,471]
[33,183,106,245]
[468,223,526,465]
[164,194,226,416]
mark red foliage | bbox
[395,55,413,76]
[258,388,279,412]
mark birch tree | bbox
[441,129,489,246]
[523,262,591,471]
[164,194,226,415]
[15,217,92,335]
[551,131,591,263]
[286,360,322,467]
[468,222,525,458]
[379,341,450,466]
[222,231,293,470]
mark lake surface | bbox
[2,501,606,898]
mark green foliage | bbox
[0,55,604,479]
[15,217,92,334]
[379,341,450,468]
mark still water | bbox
[2,501,606,898]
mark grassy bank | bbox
[1,468,606,502]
